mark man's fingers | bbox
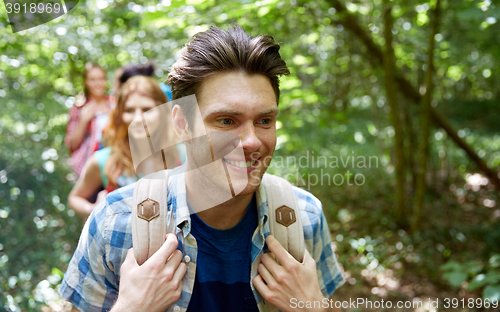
[257,263,275,287]
[147,233,178,266]
[302,249,317,268]
[252,274,270,295]
[122,248,138,268]
[268,252,276,262]
[172,262,187,284]
[261,252,281,273]
[163,250,183,274]
[266,235,294,267]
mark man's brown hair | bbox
[168,25,290,104]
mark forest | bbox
[0,0,499,310]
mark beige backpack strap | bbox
[132,169,171,265]
[263,173,305,263]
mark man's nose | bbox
[135,109,144,119]
[239,122,261,153]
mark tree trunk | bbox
[412,0,441,233]
[405,102,417,190]
[327,0,500,190]
[382,1,406,226]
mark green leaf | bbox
[334,112,345,120]
[489,255,500,268]
[468,274,488,291]
[292,55,313,66]
[456,8,485,21]
[466,261,484,275]
[51,267,63,278]
[258,6,271,17]
[280,76,302,90]
[440,261,463,272]
[483,285,500,302]
[485,272,500,284]
[443,272,468,287]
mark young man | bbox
[60,25,344,312]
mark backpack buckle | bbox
[275,205,296,227]
[137,198,160,221]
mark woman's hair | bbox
[103,76,167,188]
[118,63,155,87]
[83,63,105,101]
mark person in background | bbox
[68,76,183,218]
[112,67,124,96]
[65,63,113,177]
[118,62,173,101]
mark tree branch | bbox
[327,0,500,189]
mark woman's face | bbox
[123,93,158,138]
[86,67,107,98]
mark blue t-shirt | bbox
[187,196,259,312]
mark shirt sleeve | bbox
[296,188,345,298]
[313,210,345,297]
[59,200,119,311]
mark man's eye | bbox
[218,118,233,125]
[259,118,272,125]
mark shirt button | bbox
[173,306,180,312]
[184,255,191,263]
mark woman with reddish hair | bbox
[68,76,183,218]
[65,63,113,177]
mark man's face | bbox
[187,72,278,196]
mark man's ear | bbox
[172,104,191,143]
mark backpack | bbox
[131,170,305,266]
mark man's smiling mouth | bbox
[223,158,259,168]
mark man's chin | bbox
[234,172,265,196]
[237,182,260,196]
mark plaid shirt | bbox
[60,166,345,312]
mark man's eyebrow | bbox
[206,110,242,116]
[260,108,279,115]
[205,108,279,116]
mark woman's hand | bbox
[80,101,97,124]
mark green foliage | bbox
[441,254,500,302]
[1,0,499,310]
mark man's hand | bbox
[253,235,328,312]
[111,233,187,312]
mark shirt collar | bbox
[255,181,270,236]
[169,165,271,238]
[168,165,192,238]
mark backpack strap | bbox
[132,169,171,265]
[132,171,305,265]
[262,173,305,263]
